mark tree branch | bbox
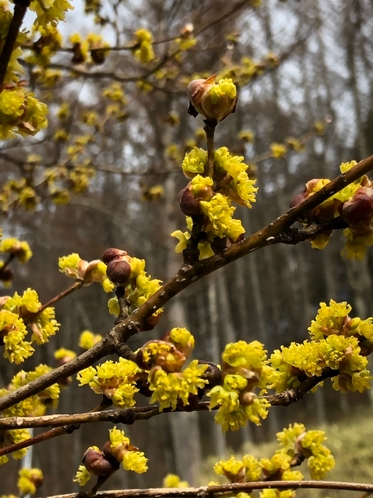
[0,0,30,85]
[36,480,373,498]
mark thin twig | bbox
[36,281,83,314]
[204,118,217,177]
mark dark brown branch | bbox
[0,0,30,85]
[272,217,348,246]
[0,406,160,431]
[36,480,373,498]
[0,397,113,458]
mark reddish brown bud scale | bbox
[199,360,222,388]
[102,248,127,264]
[341,187,373,226]
[106,259,132,285]
[82,448,114,477]
[178,187,203,216]
[102,441,121,469]
[290,192,307,209]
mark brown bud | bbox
[341,187,373,226]
[106,259,132,285]
[135,374,153,397]
[102,248,127,264]
[176,393,199,411]
[0,268,13,282]
[358,338,373,356]
[290,191,307,208]
[27,469,43,489]
[199,360,222,388]
[211,236,230,254]
[83,448,114,477]
[238,390,257,406]
[178,187,203,216]
[91,49,106,65]
[102,441,121,469]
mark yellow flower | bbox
[163,474,189,488]
[73,465,91,486]
[17,468,43,495]
[0,238,32,262]
[271,143,287,159]
[79,330,103,349]
[171,229,191,252]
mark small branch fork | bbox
[0,155,372,416]
[31,480,373,498]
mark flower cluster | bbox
[213,423,334,497]
[0,288,59,363]
[137,328,208,411]
[276,423,335,479]
[29,0,73,27]
[208,341,273,431]
[68,32,110,64]
[0,427,31,465]
[17,468,43,495]
[79,329,103,349]
[0,365,60,464]
[133,29,155,63]
[173,145,257,259]
[74,427,147,486]
[0,237,32,287]
[290,160,373,259]
[163,474,189,488]
[270,300,372,393]
[59,253,114,292]
[0,238,32,263]
[77,358,141,407]
[271,143,287,159]
[0,84,48,139]
[2,365,60,417]
[103,248,163,330]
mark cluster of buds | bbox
[187,76,237,122]
[103,247,163,330]
[290,169,373,255]
[135,328,221,410]
[136,328,195,373]
[75,427,147,486]
[291,172,373,229]
[290,178,341,224]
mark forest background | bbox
[1,0,373,495]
